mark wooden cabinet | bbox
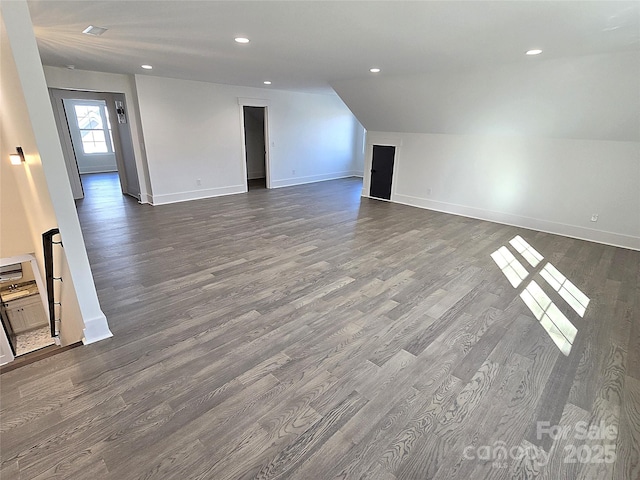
[3,295,48,334]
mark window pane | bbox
[75,105,103,130]
[83,141,108,154]
[73,103,114,154]
[80,129,108,153]
[82,130,106,143]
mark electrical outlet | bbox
[196,178,202,186]
[292,169,296,175]
[427,188,432,196]
[591,213,598,222]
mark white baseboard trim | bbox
[82,312,113,345]
[391,193,640,251]
[270,171,357,189]
[149,176,362,204]
[139,193,153,204]
[0,354,13,366]
[151,185,246,205]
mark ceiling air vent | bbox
[82,25,108,36]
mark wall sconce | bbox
[9,147,25,165]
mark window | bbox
[74,104,114,154]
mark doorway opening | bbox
[370,145,396,200]
[243,106,267,190]
[49,89,141,203]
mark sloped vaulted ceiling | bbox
[331,51,640,142]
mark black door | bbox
[370,145,395,200]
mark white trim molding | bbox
[238,99,272,189]
[82,313,113,344]
[139,193,153,205]
[237,97,270,107]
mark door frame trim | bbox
[363,135,402,202]
[50,90,84,199]
[238,98,271,190]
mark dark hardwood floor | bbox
[248,177,267,190]
[1,174,638,479]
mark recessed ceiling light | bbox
[141,64,153,70]
[369,68,381,73]
[235,37,250,44]
[526,49,543,55]
[82,25,108,36]
[263,81,272,85]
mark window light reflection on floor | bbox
[490,246,529,288]
[490,236,589,357]
[509,235,544,267]
[539,263,590,317]
[520,281,577,356]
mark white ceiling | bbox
[28,1,640,94]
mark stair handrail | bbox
[42,228,62,339]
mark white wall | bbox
[364,132,639,249]
[351,118,366,176]
[334,51,640,250]
[134,75,364,204]
[43,66,152,202]
[1,1,112,345]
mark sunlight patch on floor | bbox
[509,235,544,267]
[491,246,529,288]
[540,263,590,317]
[491,236,589,357]
[520,281,577,356]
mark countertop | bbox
[0,281,40,302]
